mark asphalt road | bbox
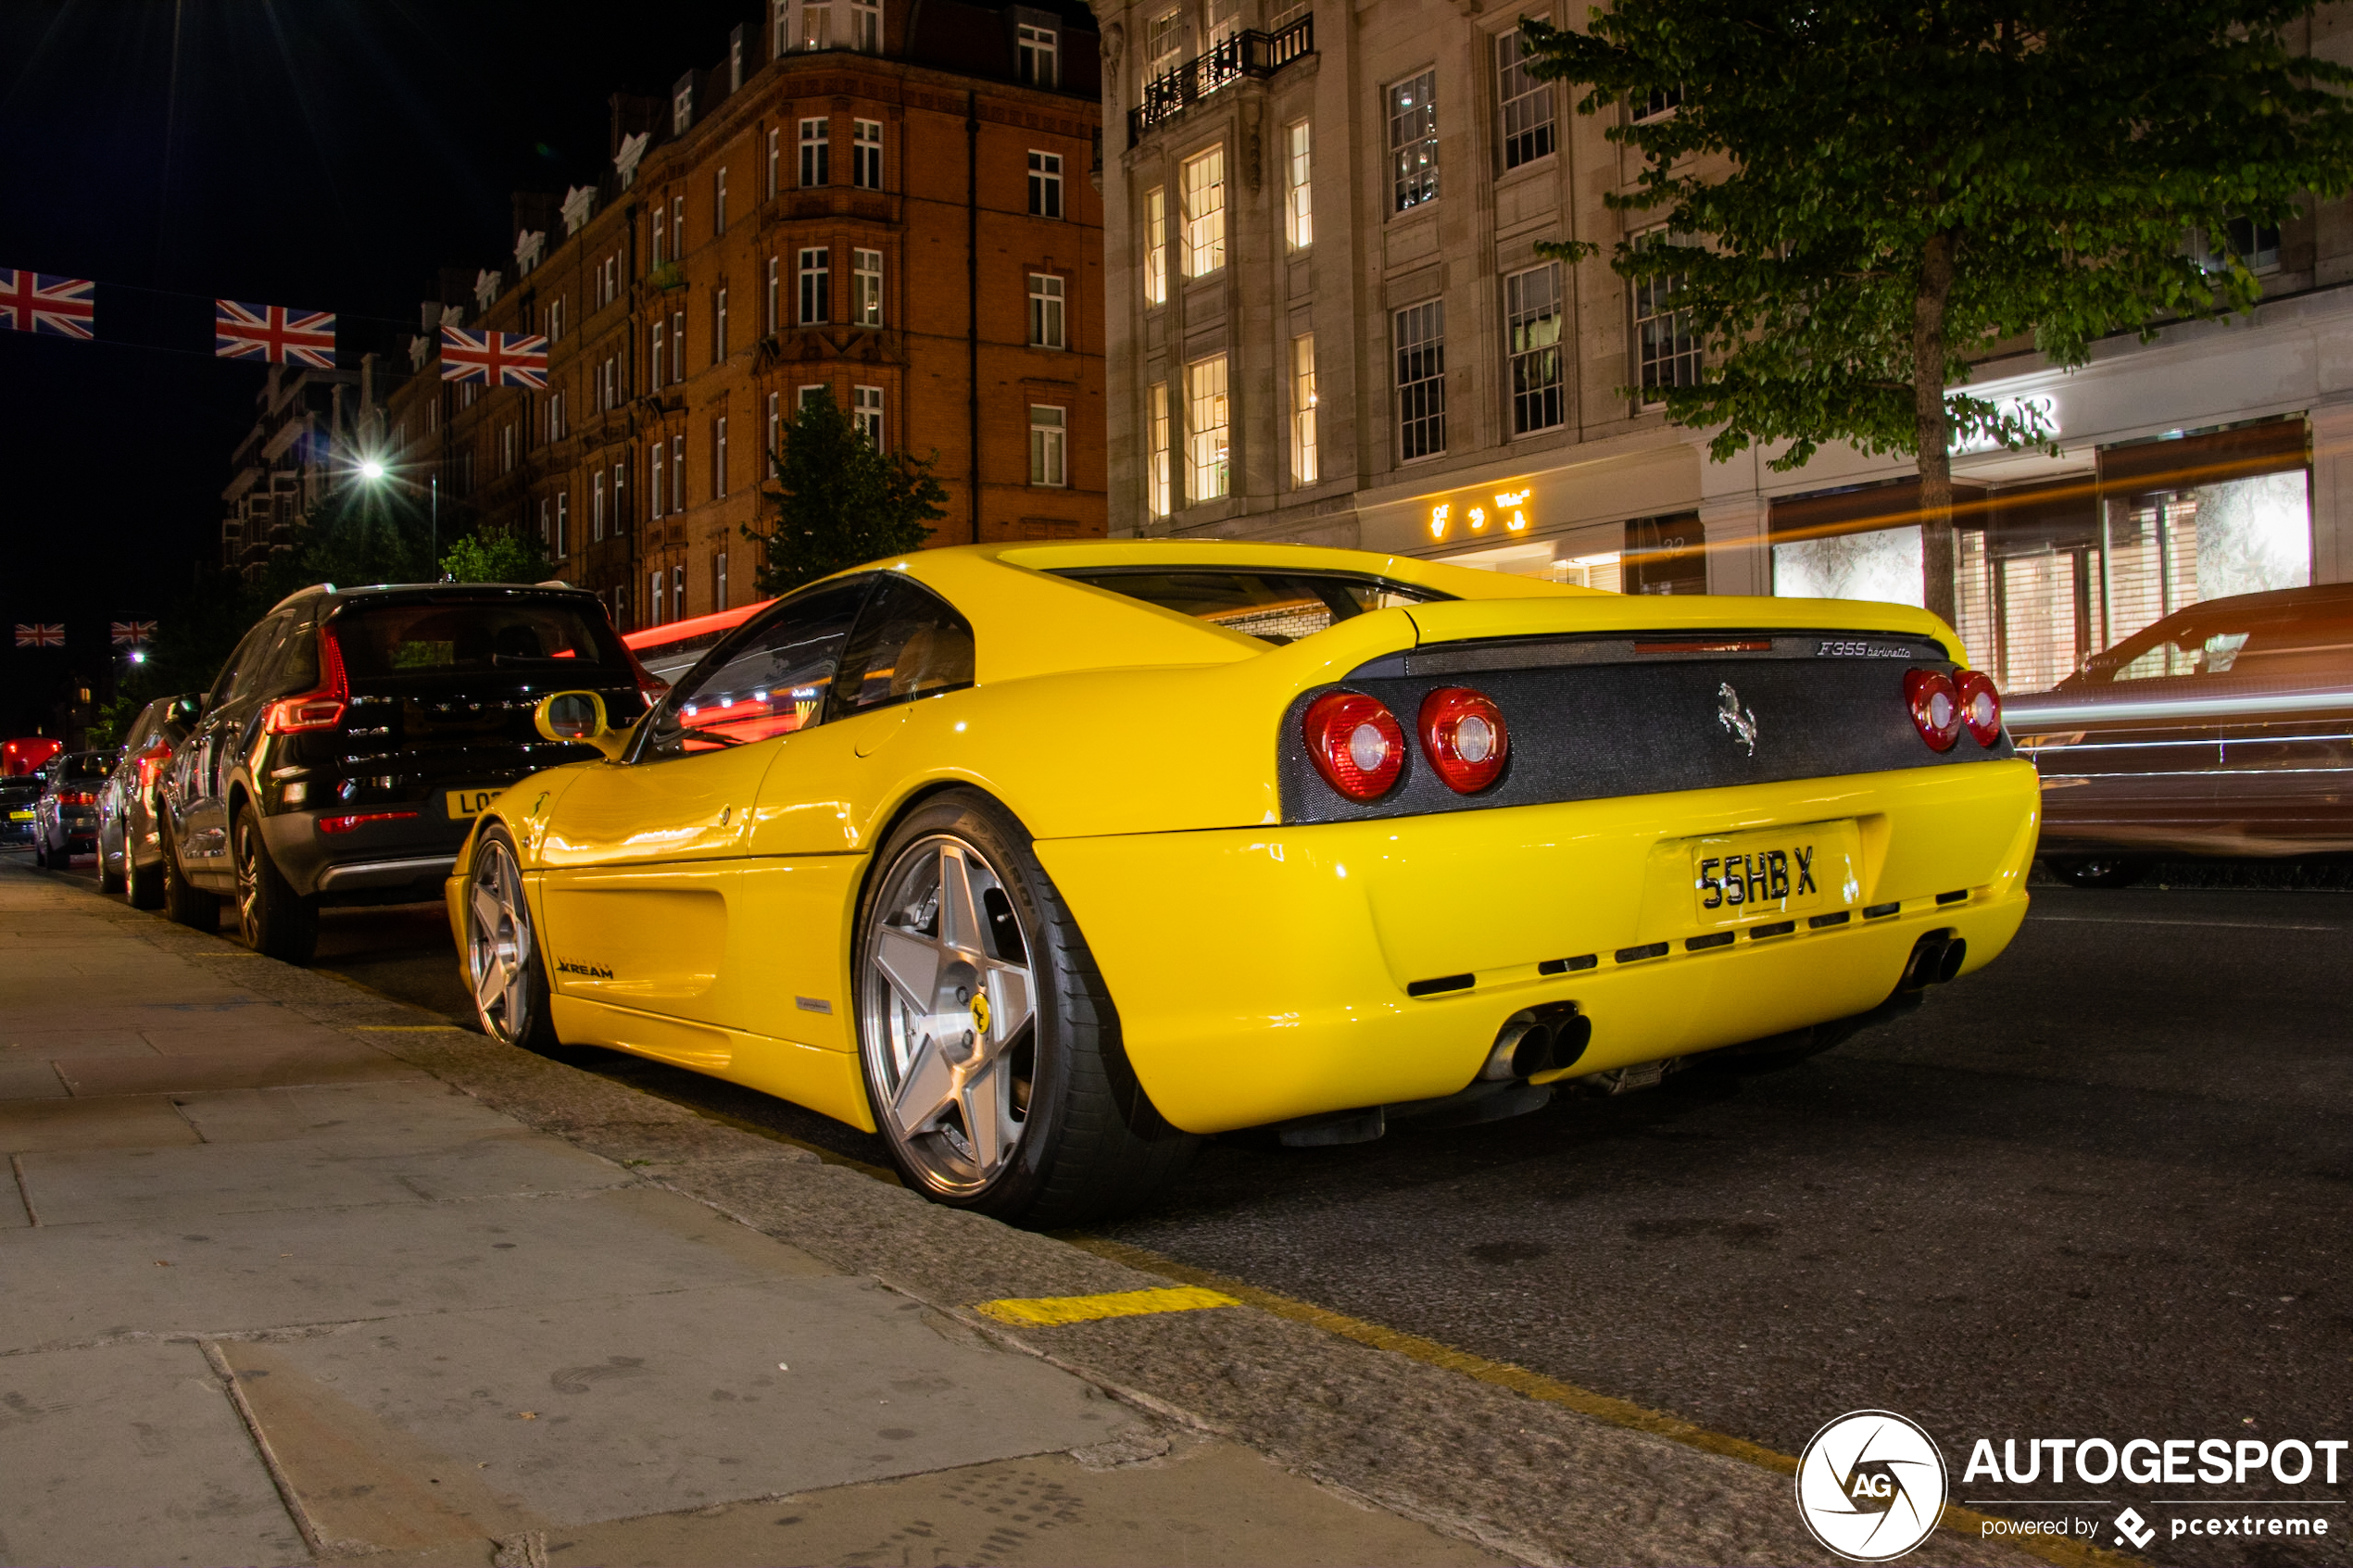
[26,842,2352,1565]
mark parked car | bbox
[0,769,44,846]
[160,583,649,962]
[96,694,201,905]
[2007,583,2353,886]
[446,541,2040,1225]
[31,750,114,868]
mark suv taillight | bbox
[135,743,172,793]
[263,627,348,734]
[1417,687,1508,794]
[1956,669,2002,746]
[1904,669,1962,752]
[1303,691,1405,801]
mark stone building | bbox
[384,0,1107,629]
[1097,0,2353,690]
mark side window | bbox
[830,576,975,715]
[642,579,871,758]
[209,618,282,706]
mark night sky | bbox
[0,1,747,734]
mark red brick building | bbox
[384,0,1105,628]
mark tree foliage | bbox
[1523,1,2353,616]
[440,524,551,584]
[744,393,948,595]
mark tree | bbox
[1524,1,2353,620]
[440,524,552,584]
[743,393,948,594]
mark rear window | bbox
[1051,570,1447,645]
[56,755,111,784]
[327,599,628,682]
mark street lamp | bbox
[358,458,387,482]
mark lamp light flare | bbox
[358,458,387,481]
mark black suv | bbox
[158,583,648,961]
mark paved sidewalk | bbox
[0,866,1498,1568]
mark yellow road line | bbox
[1060,1235,2139,1568]
[972,1284,1238,1327]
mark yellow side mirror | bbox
[534,691,632,759]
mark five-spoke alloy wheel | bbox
[466,826,554,1048]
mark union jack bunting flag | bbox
[215,300,336,368]
[110,621,157,646]
[13,624,65,648]
[440,326,548,389]
[0,271,94,338]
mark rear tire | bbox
[2045,854,2148,889]
[853,789,1198,1228]
[127,845,164,909]
[463,824,558,1050]
[160,819,220,933]
[233,805,318,964]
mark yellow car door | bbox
[537,579,872,1055]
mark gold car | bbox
[448,542,2039,1223]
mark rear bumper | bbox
[1037,759,2041,1135]
[261,809,472,900]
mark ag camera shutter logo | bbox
[1795,1410,1950,1561]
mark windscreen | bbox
[2094,600,2353,684]
[57,754,112,784]
[329,599,628,682]
[1051,570,1448,645]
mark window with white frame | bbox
[671,195,685,258]
[766,392,782,472]
[854,384,884,445]
[799,383,828,408]
[1205,0,1239,51]
[1017,22,1058,87]
[799,118,830,187]
[852,119,883,189]
[1394,300,1445,459]
[767,255,781,332]
[715,166,729,232]
[800,0,832,50]
[673,82,693,135]
[715,415,729,497]
[1029,405,1067,486]
[1633,85,1681,120]
[648,570,665,624]
[1027,272,1065,348]
[651,441,668,517]
[652,207,667,267]
[1506,261,1564,433]
[1284,121,1313,249]
[613,458,627,532]
[715,286,729,361]
[1495,25,1555,170]
[767,128,783,197]
[670,310,686,380]
[1187,356,1229,501]
[594,470,607,541]
[1290,333,1318,486]
[1143,185,1168,305]
[1147,382,1172,517]
[1146,9,1182,80]
[556,492,570,557]
[1181,146,1225,276]
[538,496,549,545]
[853,248,883,325]
[850,0,879,50]
[671,433,686,511]
[1631,229,1699,401]
[799,246,830,324]
[1389,71,1439,212]
[774,0,792,58]
[713,551,730,611]
[1027,150,1063,218]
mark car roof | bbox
[268,582,607,615]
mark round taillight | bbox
[1956,669,2002,747]
[1302,691,1406,801]
[1418,686,1509,794]
[1903,669,1963,752]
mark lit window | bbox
[1389,71,1438,212]
[1495,26,1555,170]
[1290,334,1318,486]
[1506,262,1564,433]
[1147,382,1172,517]
[1284,122,1313,250]
[800,0,832,50]
[855,384,884,446]
[1186,356,1228,500]
[854,249,884,325]
[1029,405,1067,486]
[1181,146,1225,276]
[1017,23,1058,88]
[1027,150,1063,219]
[1028,273,1065,348]
[799,246,830,325]
[1395,300,1445,459]
[1143,186,1168,306]
[853,119,883,190]
[799,118,830,187]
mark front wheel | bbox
[233,806,318,964]
[464,825,557,1050]
[854,790,1197,1227]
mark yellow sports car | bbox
[447,541,2038,1223]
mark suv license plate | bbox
[447,788,499,819]
[1694,841,1822,920]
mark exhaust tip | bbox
[1934,935,1968,985]
[1486,1003,1592,1081]
[1901,930,1966,991]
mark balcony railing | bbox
[1128,13,1313,145]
